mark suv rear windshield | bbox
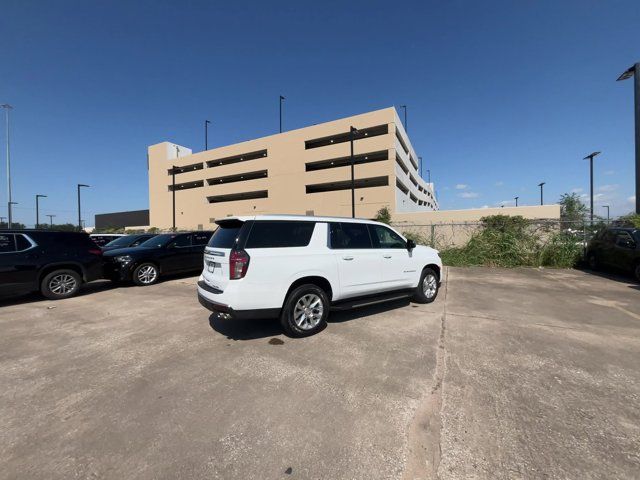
[208,221,244,249]
[245,221,315,248]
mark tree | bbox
[559,193,588,224]
[374,206,392,225]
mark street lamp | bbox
[602,205,610,223]
[400,105,407,132]
[349,126,359,218]
[8,202,17,228]
[279,95,285,133]
[205,120,211,150]
[172,165,177,230]
[77,184,89,231]
[538,182,546,205]
[35,194,47,229]
[583,151,601,224]
[46,214,56,227]
[515,196,519,207]
[616,63,640,214]
[1,104,13,228]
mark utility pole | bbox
[77,184,89,231]
[350,126,358,218]
[1,104,13,228]
[47,214,55,227]
[538,182,545,205]
[583,152,601,225]
[205,120,211,150]
[279,96,285,133]
[35,194,47,229]
[515,196,519,207]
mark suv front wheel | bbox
[41,269,82,300]
[132,263,160,286]
[280,284,329,337]
[413,267,439,304]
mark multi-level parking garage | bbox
[148,107,438,229]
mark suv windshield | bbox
[139,234,175,248]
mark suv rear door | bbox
[0,233,40,294]
[329,222,382,298]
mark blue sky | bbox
[1,0,639,225]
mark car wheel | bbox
[132,263,159,286]
[280,284,329,337]
[413,267,439,304]
[587,252,599,270]
[41,269,81,300]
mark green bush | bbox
[374,206,392,225]
[402,230,429,246]
[538,232,583,268]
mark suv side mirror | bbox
[406,239,416,250]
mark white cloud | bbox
[598,184,619,192]
[570,187,583,194]
[480,205,490,209]
[628,195,636,204]
[604,170,615,176]
[459,191,479,198]
[498,200,515,207]
[494,181,504,187]
[455,184,468,190]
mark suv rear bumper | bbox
[197,281,280,320]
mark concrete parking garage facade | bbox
[148,107,437,230]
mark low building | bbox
[147,107,437,230]
[95,209,150,230]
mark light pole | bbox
[400,105,407,132]
[205,120,211,150]
[172,165,176,230]
[515,196,519,207]
[418,156,422,178]
[46,214,55,227]
[538,182,545,205]
[583,151,601,224]
[1,104,13,228]
[8,202,17,228]
[279,95,285,133]
[77,184,89,231]
[350,126,359,218]
[616,63,640,214]
[35,194,47,229]
[0,216,5,225]
[602,205,610,223]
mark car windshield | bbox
[138,234,175,248]
[105,235,138,247]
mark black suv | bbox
[103,231,213,286]
[586,227,640,281]
[0,230,104,300]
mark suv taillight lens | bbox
[229,250,250,279]
[89,248,103,256]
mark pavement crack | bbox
[403,268,449,480]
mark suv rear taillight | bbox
[89,248,103,256]
[229,249,250,279]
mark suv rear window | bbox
[0,234,16,253]
[208,221,244,249]
[245,221,315,248]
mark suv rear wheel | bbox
[413,267,439,304]
[133,263,159,286]
[280,284,329,337]
[41,269,81,300]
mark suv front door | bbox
[368,224,415,289]
[329,222,382,298]
[163,234,193,273]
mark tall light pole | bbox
[35,194,47,229]
[279,95,285,133]
[172,165,176,231]
[46,214,56,227]
[538,182,546,205]
[400,105,407,132]
[77,184,89,231]
[205,120,211,150]
[602,205,610,223]
[515,196,519,207]
[350,126,359,218]
[1,104,13,228]
[8,202,17,228]
[616,63,640,214]
[0,216,5,225]
[583,151,601,224]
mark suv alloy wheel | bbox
[41,269,81,300]
[413,267,439,304]
[133,263,159,286]
[280,284,329,337]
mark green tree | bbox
[374,206,392,225]
[559,193,588,224]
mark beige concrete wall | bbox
[148,107,435,230]
[392,205,561,225]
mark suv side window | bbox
[368,224,406,249]
[15,234,33,251]
[615,231,635,248]
[192,232,213,246]
[245,221,315,248]
[169,234,192,248]
[329,222,372,249]
[602,230,617,243]
[0,234,16,253]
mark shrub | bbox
[374,206,392,225]
[402,230,429,246]
[538,232,583,268]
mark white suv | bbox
[197,215,442,337]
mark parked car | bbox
[103,231,213,285]
[0,230,104,300]
[586,227,640,281]
[101,233,157,252]
[90,234,126,247]
[197,215,443,337]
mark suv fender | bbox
[281,273,337,308]
[38,262,87,284]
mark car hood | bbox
[103,246,156,257]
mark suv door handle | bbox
[342,256,354,261]
[383,255,392,259]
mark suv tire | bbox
[413,267,439,304]
[280,284,329,337]
[41,269,81,300]
[132,263,160,286]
